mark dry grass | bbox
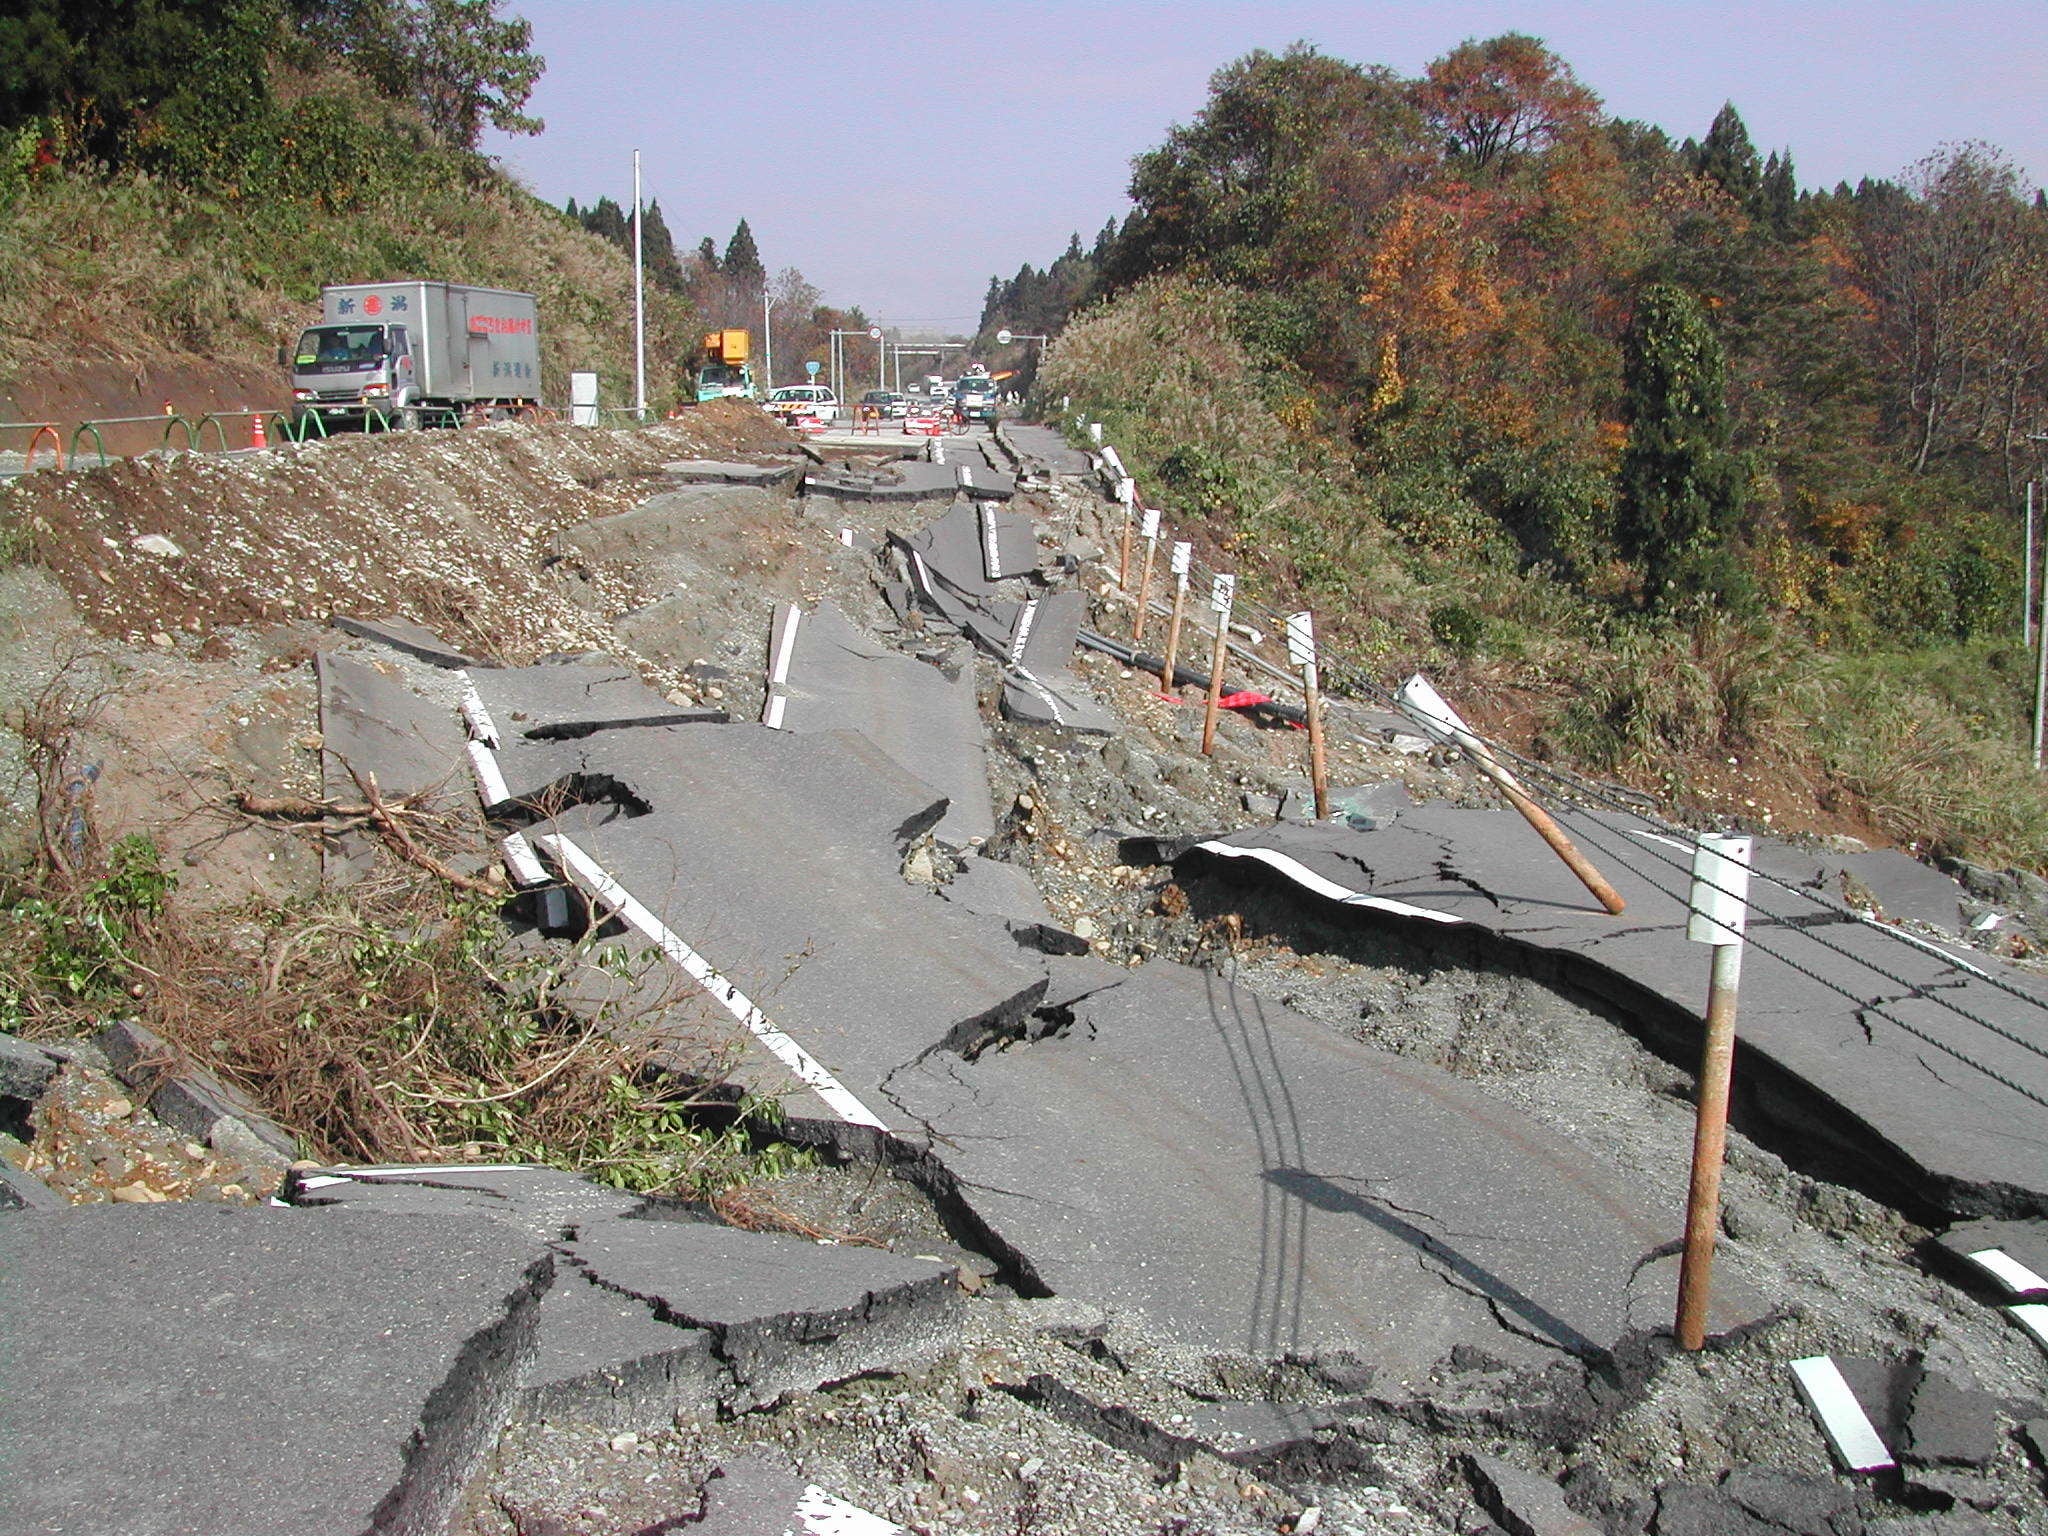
[1,672,794,1193]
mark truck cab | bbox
[292,323,421,429]
[695,328,756,403]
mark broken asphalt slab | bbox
[0,1203,548,1536]
[884,958,1720,1372]
[998,423,1095,478]
[330,613,480,668]
[773,600,996,847]
[661,458,800,488]
[1162,810,2048,1220]
[316,649,466,878]
[468,657,725,740]
[496,724,1050,1125]
[557,1214,961,1413]
[803,460,968,503]
[896,501,1038,608]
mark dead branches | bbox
[228,765,500,895]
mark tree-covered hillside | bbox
[0,0,696,409]
[1000,38,2048,870]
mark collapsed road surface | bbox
[3,410,2046,1535]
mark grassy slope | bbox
[1039,277,2048,872]
[0,82,695,415]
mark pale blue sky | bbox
[486,2,2048,330]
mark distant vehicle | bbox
[764,384,837,421]
[695,328,756,403]
[952,373,999,424]
[289,281,539,431]
[862,390,908,418]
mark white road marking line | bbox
[1789,1356,1894,1471]
[768,603,802,686]
[795,1485,908,1534]
[1191,841,1466,926]
[501,831,549,888]
[466,739,512,810]
[454,669,501,747]
[1969,1248,2048,1295]
[2010,1304,2048,1351]
[763,603,803,729]
[536,833,887,1130]
[1007,599,1038,666]
[979,501,1005,580]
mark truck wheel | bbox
[394,406,421,432]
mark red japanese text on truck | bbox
[289,281,541,431]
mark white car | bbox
[764,385,837,421]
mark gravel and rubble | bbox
[2,416,2045,1534]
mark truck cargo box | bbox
[318,282,540,406]
[704,328,750,364]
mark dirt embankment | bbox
[0,401,803,899]
[2,357,284,446]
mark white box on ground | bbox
[570,371,599,427]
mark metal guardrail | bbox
[0,421,66,471]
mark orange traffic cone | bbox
[250,414,268,449]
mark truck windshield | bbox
[297,326,387,367]
[699,364,747,387]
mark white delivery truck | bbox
[288,281,541,431]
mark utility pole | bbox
[762,291,773,393]
[2025,482,2035,649]
[631,149,645,420]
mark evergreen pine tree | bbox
[1692,103,1760,204]
[1756,150,1798,237]
[1616,283,1748,610]
[641,198,684,291]
[696,237,719,272]
[564,195,579,219]
[722,218,765,289]
[1090,219,1118,266]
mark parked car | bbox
[764,385,837,421]
[861,389,909,419]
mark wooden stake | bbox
[1395,674,1626,915]
[1200,574,1235,755]
[1676,941,1742,1348]
[1674,833,1750,1350]
[1131,507,1160,642]
[1201,609,1230,755]
[1161,572,1188,690]
[1303,661,1329,818]
[1117,502,1134,589]
[1484,771,1628,916]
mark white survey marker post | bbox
[1160,541,1195,690]
[1687,834,1753,945]
[1288,612,1329,818]
[1676,830,1753,1349]
[1131,506,1164,643]
[1286,611,1316,667]
[1200,573,1237,755]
